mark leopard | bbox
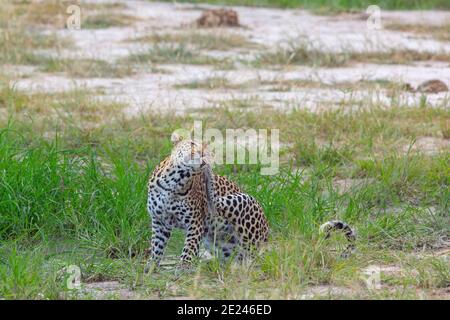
[145,133,268,271]
[145,133,355,271]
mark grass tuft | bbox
[385,23,450,42]
[254,40,450,68]
[131,31,260,51]
[123,44,233,68]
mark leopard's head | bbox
[170,132,212,174]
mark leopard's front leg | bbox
[145,219,172,273]
[180,220,204,265]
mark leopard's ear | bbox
[171,129,187,145]
[170,133,183,145]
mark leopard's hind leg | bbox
[212,192,269,260]
[203,217,241,260]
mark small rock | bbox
[416,79,449,93]
[196,9,240,28]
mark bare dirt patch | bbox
[5,1,450,114]
[80,281,142,300]
[299,285,355,299]
[429,287,450,300]
[403,137,450,155]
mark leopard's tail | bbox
[319,220,356,258]
[202,163,218,216]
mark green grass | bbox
[2,1,132,29]
[385,23,450,42]
[174,76,251,90]
[0,28,70,65]
[253,40,450,68]
[176,77,411,92]
[130,32,260,51]
[123,44,234,68]
[261,78,412,92]
[0,84,125,126]
[254,42,349,67]
[39,57,136,78]
[153,0,450,10]
[82,13,138,29]
[0,81,448,299]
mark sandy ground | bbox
[6,0,450,115]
